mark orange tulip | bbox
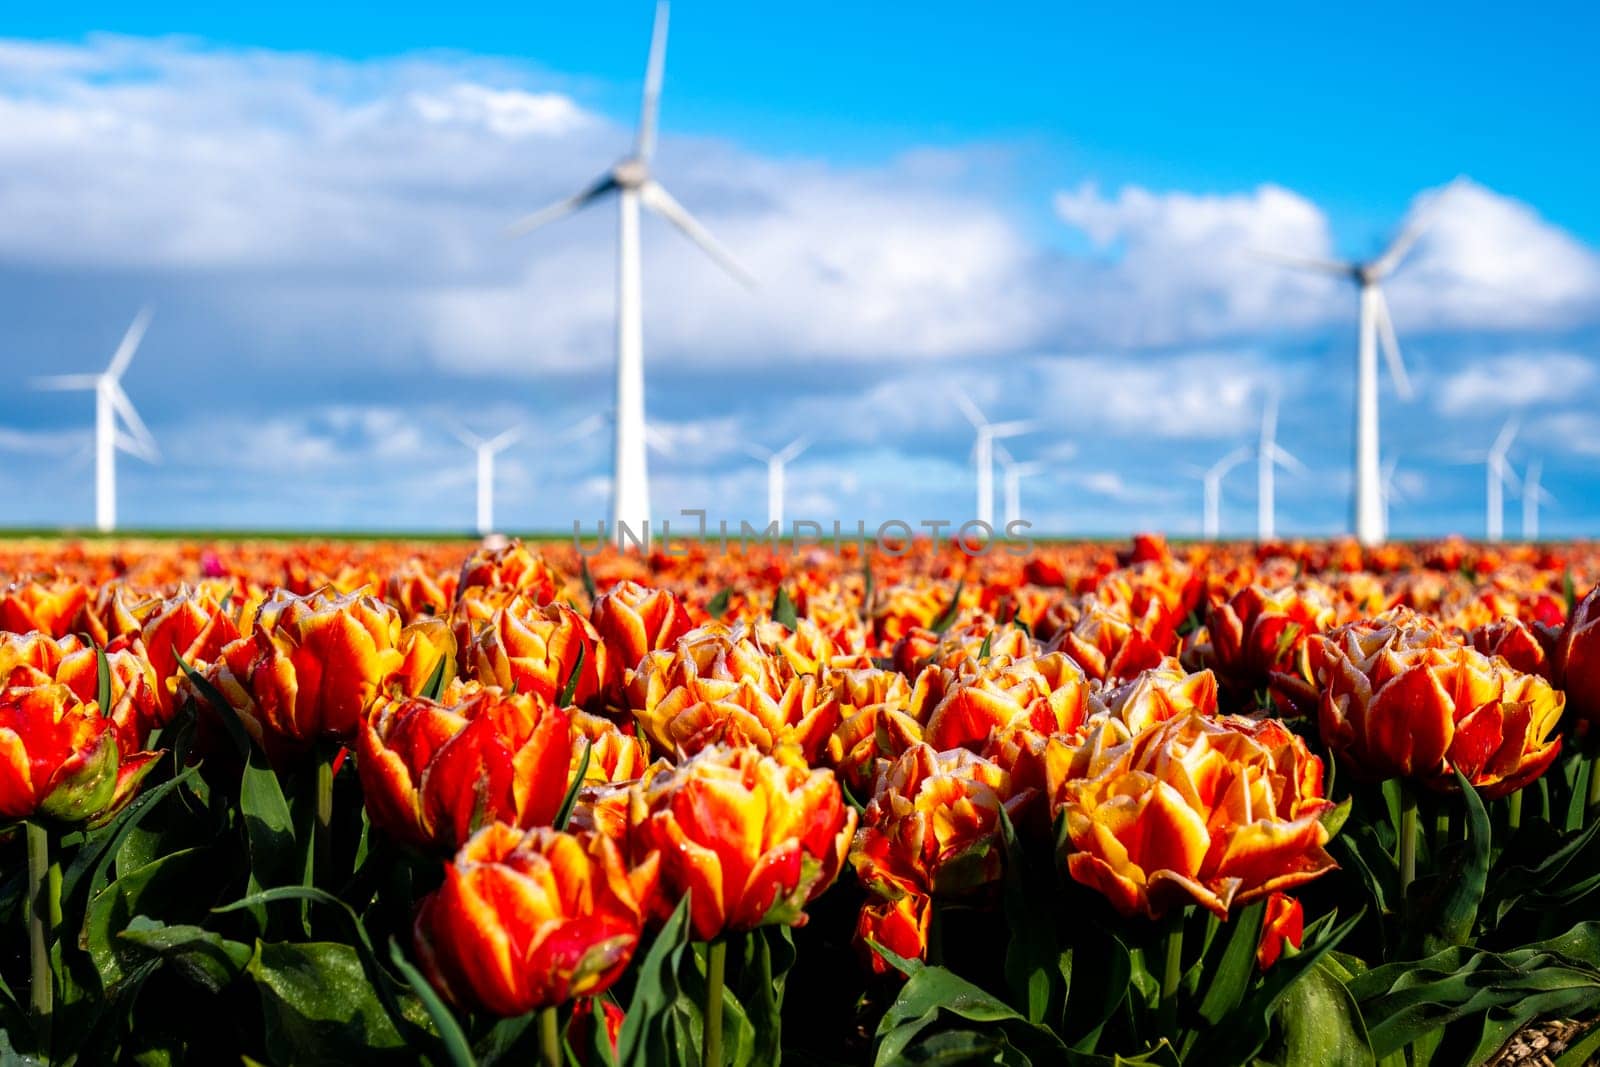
[0,579,89,639]
[140,587,241,720]
[1053,600,1167,684]
[0,683,157,825]
[923,653,1094,753]
[413,824,658,1016]
[1054,713,1335,919]
[856,892,932,976]
[851,744,1028,905]
[1556,583,1600,734]
[1192,584,1336,712]
[1313,617,1563,797]
[627,745,854,941]
[203,588,405,757]
[467,598,607,712]
[1256,892,1304,969]
[590,580,694,699]
[358,685,572,853]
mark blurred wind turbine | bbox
[1258,185,1455,546]
[956,395,1031,531]
[1379,455,1409,535]
[995,445,1046,531]
[1190,446,1252,541]
[1522,459,1554,542]
[746,438,808,530]
[32,308,159,533]
[508,1,752,546]
[1255,392,1306,541]
[1485,419,1520,543]
[453,426,520,537]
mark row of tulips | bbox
[0,535,1596,1064]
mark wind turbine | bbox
[508,1,752,547]
[955,395,1031,530]
[1522,459,1554,542]
[1485,419,1520,544]
[995,445,1046,531]
[746,437,808,531]
[1191,446,1252,541]
[32,309,160,533]
[1258,187,1453,546]
[453,426,520,537]
[1255,392,1306,541]
[1380,455,1408,535]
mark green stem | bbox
[704,939,727,1067]
[1507,789,1522,832]
[1432,805,1449,859]
[1398,786,1418,904]
[1159,912,1184,1036]
[315,750,334,887]
[538,1004,561,1067]
[25,821,52,1057]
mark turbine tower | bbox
[746,437,808,531]
[1522,459,1554,542]
[1259,187,1453,545]
[454,426,520,537]
[1193,446,1252,541]
[995,445,1045,531]
[32,309,160,533]
[955,395,1031,531]
[1255,391,1306,541]
[509,1,752,547]
[1485,419,1520,543]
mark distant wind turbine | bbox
[509,1,752,546]
[32,309,160,533]
[453,426,521,537]
[1380,454,1409,535]
[995,445,1046,531]
[955,395,1031,530]
[1258,185,1454,546]
[1192,446,1252,541]
[1485,419,1520,543]
[1255,392,1306,541]
[746,437,808,531]
[1522,458,1554,542]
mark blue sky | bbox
[1,4,1598,537]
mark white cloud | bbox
[1434,351,1598,414]
[1389,180,1600,330]
[1051,182,1338,344]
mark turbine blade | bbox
[993,441,1015,467]
[450,422,485,450]
[508,173,619,237]
[1251,248,1353,278]
[1373,288,1414,400]
[31,374,100,390]
[114,431,158,464]
[1372,185,1452,278]
[645,425,673,456]
[108,383,159,461]
[988,420,1033,439]
[1271,444,1308,475]
[486,427,522,452]
[636,1,670,161]
[775,436,809,464]
[564,413,607,441]
[105,307,154,380]
[954,393,987,430]
[1491,418,1520,458]
[745,443,773,462]
[639,181,755,287]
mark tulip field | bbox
[2,533,1600,1066]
